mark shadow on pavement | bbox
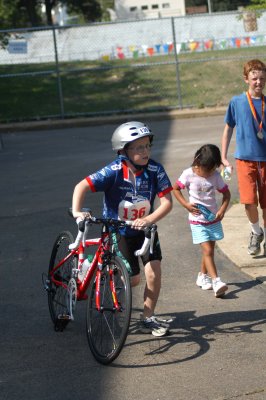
[225,280,263,298]
[112,307,266,368]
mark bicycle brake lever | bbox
[143,226,151,238]
[68,218,86,250]
[83,220,91,246]
[78,219,85,232]
[150,230,155,254]
[149,225,157,254]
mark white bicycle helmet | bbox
[111,121,153,151]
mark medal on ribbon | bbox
[257,130,264,139]
[246,91,265,140]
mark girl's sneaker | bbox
[212,277,228,297]
[196,273,212,290]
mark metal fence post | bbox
[0,134,4,151]
[171,17,182,109]
[52,26,65,118]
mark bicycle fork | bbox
[95,265,121,312]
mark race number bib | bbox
[118,199,151,221]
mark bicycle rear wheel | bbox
[86,256,132,364]
[48,231,77,330]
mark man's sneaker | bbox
[248,229,264,255]
[196,272,212,290]
[212,277,228,298]
[140,315,170,337]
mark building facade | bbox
[114,0,186,20]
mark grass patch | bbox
[0,46,266,122]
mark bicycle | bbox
[42,208,157,365]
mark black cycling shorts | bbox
[115,231,162,276]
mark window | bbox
[141,5,148,10]
[151,4,159,9]
[162,3,170,8]
[130,6,137,11]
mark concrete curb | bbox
[0,106,227,133]
[217,203,266,285]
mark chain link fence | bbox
[0,9,266,122]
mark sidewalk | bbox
[217,203,266,285]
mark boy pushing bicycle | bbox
[72,121,173,337]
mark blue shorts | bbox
[190,221,224,244]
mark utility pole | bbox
[207,0,212,14]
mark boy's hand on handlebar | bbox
[131,218,152,230]
[73,210,91,221]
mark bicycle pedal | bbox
[54,314,72,332]
[43,282,55,294]
[58,313,72,321]
[42,273,52,292]
[43,280,50,291]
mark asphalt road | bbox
[1,116,266,400]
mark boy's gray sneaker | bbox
[248,229,264,255]
[140,316,170,337]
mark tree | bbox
[43,0,56,25]
[61,0,102,24]
[236,0,266,27]
[213,0,251,11]
[0,0,107,29]
[185,0,252,12]
[244,0,266,10]
[0,0,41,29]
[100,0,114,21]
[22,0,43,26]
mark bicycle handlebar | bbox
[68,208,157,256]
[134,224,157,256]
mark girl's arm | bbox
[172,183,199,215]
[216,189,231,221]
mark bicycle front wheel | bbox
[86,256,132,364]
[48,231,77,329]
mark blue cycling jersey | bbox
[86,157,172,236]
